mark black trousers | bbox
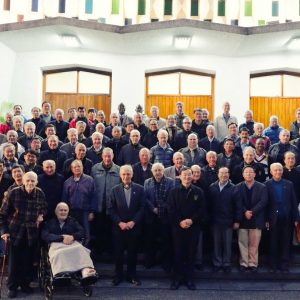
[269,217,292,269]
[90,212,112,254]
[113,228,140,279]
[7,237,36,291]
[144,219,172,268]
[171,226,199,282]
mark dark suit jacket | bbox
[108,182,145,233]
[199,136,221,154]
[265,179,300,227]
[236,181,268,229]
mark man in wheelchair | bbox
[41,202,98,285]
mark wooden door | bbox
[44,93,111,121]
[250,96,300,130]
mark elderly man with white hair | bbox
[86,132,105,165]
[145,106,166,129]
[132,148,152,186]
[150,129,174,168]
[265,163,300,273]
[18,121,42,150]
[49,108,70,141]
[0,130,24,159]
[214,101,238,141]
[117,130,144,166]
[41,202,97,284]
[164,152,185,182]
[144,162,175,270]
[199,124,221,154]
[263,115,283,145]
[249,122,271,150]
[0,171,47,298]
[268,129,299,166]
[108,165,145,286]
[239,110,255,136]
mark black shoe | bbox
[186,281,196,290]
[170,280,180,290]
[112,277,122,286]
[223,266,231,273]
[20,286,34,294]
[239,266,247,273]
[212,266,222,273]
[249,267,258,273]
[127,277,141,286]
[7,290,17,298]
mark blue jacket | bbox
[208,181,241,227]
[144,176,175,223]
[263,125,283,145]
[150,143,174,167]
[62,174,97,212]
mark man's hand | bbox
[1,233,9,241]
[88,213,95,222]
[245,210,253,220]
[179,219,192,229]
[295,221,298,227]
[36,214,44,227]
[153,208,158,215]
[126,221,135,230]
[118,222,128,231]
[233,223,240,230]
[62,235,74,245]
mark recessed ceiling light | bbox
[61,35,81,48]
[288,37,300,50]
[174,36,191,49]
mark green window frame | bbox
[244,0,252,16]
[112,0,119,15]
[272,1,279,17]
[218,0,225,17]
[164,0,172,16]
[138,0,146,15]
[85,0,93,14]
[191,0,199,16]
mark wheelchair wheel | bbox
[83,286,93,297]
[45,284,53,300]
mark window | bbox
[58,0,65,13]
[272,0,279,17]
[151,18,159,22]
[32,0,38,12]
[3,0,10,11]
[46,72,77,93]
[164,0,172,16]
[112,0,119,14]
[148,73,179,95]
[138,0,146,15]
[218,0,225,17]
[191,0,199,17]
[85,0,93,14]
[231,19,238,26]
[283,75,300,97]
[244,0,252,16]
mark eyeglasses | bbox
[150,123,157,126]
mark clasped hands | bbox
[118,221,135,231]
[62,234,74,245]
[179,219,193,229]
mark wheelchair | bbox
[38,244,98,300]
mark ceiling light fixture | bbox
[174,36,191,49]
[287,37,300,50]
[61,34,81,48]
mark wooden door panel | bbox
[44,93,111,121]
[145,95,214,120]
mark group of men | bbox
[0,100,300,297]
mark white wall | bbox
[0,42,15,104]
[5,47,300,123]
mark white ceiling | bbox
[0,18,300,57]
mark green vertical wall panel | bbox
[164,0,172,15]
[218,0,225,17]
[191,0,199,16]
[272,1,279,17]
[245,0,252,16]
[138,0,146,15]
[112,0,119,14]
